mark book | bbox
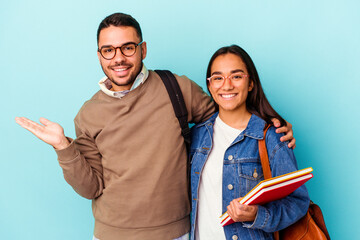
[220,167,313,227]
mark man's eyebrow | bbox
[121,41,137,45]
[99,42,137,48]
[100,45,113,49]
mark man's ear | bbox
[97,51,101,62]
[141,41,147,60]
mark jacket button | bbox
[253,168,258,178]
[228,155,233,160]
[232,235,238,240]
[227,184,234,190]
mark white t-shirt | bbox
[195,116,243,239]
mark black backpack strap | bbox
[154,70,190,151]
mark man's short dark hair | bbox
[97,13,143,43]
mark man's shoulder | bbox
[82,90,105,107]
[173,73,199,89]
[149,69,195,85]
[76,90,109,119]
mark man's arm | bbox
[15,117,103,199]
[179,76,215,124]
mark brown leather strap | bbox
[258,124,280,240]
[258,124,272,179]
[274,231,280,240]
[309,202,331,240]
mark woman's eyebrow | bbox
[211,71,223,75]
[231,69,245,74]
[211,69,245,75]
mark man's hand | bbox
[271,119,296,149]
[15,117,69,150]
[227,198,258,222]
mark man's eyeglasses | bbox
[207,73,249,88]
[98,41,143,60]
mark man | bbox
[15,13,295,240]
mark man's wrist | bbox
[53,137,70,150]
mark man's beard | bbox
[102,61,143,88]
[109,76,135,87]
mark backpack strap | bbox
[258,123,279,240]
[258,124,272,179]
[154,70,190,151]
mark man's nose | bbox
[113,48,126,63]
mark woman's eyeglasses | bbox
[207,73,249,88]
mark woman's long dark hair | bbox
[206,45,286,126]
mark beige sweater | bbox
[56,71,215,239]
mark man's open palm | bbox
[15,117,69,150]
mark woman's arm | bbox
[246,133,310,232]
[226,128,309,232]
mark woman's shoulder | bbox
[190,121,210,142]
[265,125,292,157]
[191,112,217,132]
[265,125,285,144]
[190,113,217,149]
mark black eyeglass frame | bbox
[98,41,143,60]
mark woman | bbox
[190,45,310,240]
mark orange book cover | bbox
[220,167,313,227]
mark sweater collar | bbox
[98,64,149,99]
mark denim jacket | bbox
[190,113,310,240]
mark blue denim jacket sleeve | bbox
[242,129,310,232]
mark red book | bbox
[220,167,313,227]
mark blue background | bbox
[1,0,359,239]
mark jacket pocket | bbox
[238,158,264,195]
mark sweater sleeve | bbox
[175,75,215,124]
[55,115,104,200]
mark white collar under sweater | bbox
[98,64,149,99]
